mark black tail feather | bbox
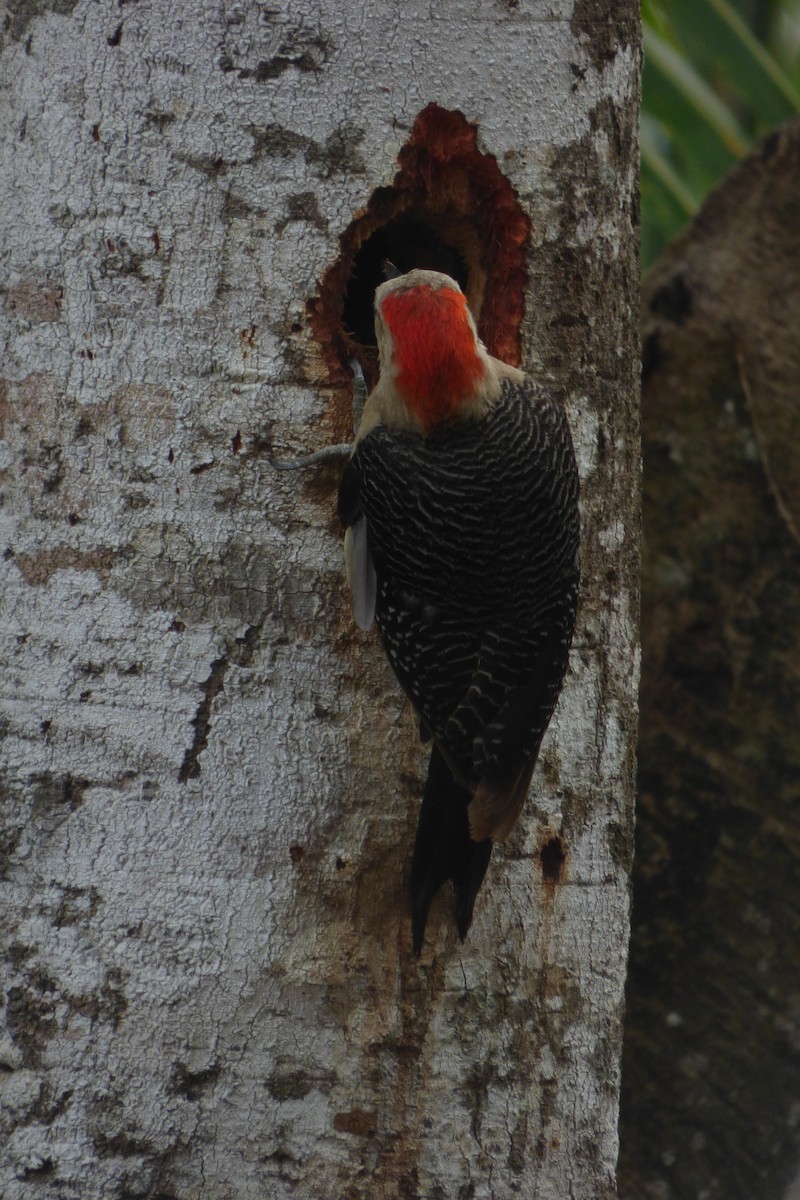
[410,746,493,955]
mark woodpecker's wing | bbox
[338,460,377,631]
[443,499,579,841]
[445,594,577,840]
[349,376,579,841]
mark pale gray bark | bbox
[0,2,640,1198]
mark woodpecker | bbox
[337,269,579,954]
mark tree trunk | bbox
[620,118,800,1200]
[0,3,640,1198]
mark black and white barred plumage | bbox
[339,374,579,953]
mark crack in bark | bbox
[178,621,265,782]
[178,655,229,783]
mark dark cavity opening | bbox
[540,836,566,884]
[341,214,470,347]
[308,103,531,424]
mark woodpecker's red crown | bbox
[376,271,486,429]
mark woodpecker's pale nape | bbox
[338,269,580,954]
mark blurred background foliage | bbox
[641,0,800,269]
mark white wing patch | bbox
[344,518,376,631]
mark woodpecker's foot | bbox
[268,358,367,470]
[268,443,352,471]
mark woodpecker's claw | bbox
[268,444,352,471]
[268,360,366,470]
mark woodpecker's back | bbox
[338,269,579,954]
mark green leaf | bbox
[640,117,701,218]
[663,0,800,128]
[643,53,739,194]
[645,25,751,155]
[641,0,800,270]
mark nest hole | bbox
[307,103,531,424]
[341,213,474,347]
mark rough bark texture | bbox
[619,118,800,1200]
[0,2,639,1198]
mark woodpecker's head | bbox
[373,269,495,431]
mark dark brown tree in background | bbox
[620,118,800,1200]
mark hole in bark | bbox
[289,844,304,863]
[308,103,530,395]
[170,1061,220,1100]
[340,213,471,347]
[540,836,566,883]
[22,1158,53,1178]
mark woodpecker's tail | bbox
[410,746,493,955]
